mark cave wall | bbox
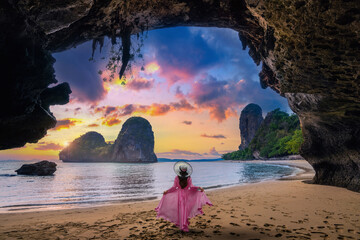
[1,0,359,190]
[245,0,360,191]
[0,0,71,149]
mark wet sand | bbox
[1,160,360,240]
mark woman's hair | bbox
[178,166,188,189]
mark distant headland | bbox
[223,104,303,160]
[59,117,157,163]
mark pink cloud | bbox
[209,147,220,155]
[159,149,202,156]
[126,78,154,91]
[93,99,195,125]
[187,76,246,122]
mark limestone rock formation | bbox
[15,160,57,176]
[59,117,157,163]
[239,103,263,150]
[112,117,157,163]
[1,0,359,190]
[59,131,110,162]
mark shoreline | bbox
[222,159,314,181]
[0,160,312,214]
[1,160,359,239]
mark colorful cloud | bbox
[144,62,160,74]
[51,118,82,131]
[200,134,227,139]
[101,117,122,126]
[126,78,154,91]
[146,27,221,85]
[182,121,192,125]
[159,149,202,156]
[34,142,63,151]
[94,99,195,126]
[209,147,220,155]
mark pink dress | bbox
[155,176,213,232]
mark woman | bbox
[155,161,213,232]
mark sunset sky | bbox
[0,27,290,160]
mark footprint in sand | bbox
[264,223,274,227]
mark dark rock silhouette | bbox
[15,161,57,176]
[1,1,359,190]
[59,117,157,163]
[239,103,263,150]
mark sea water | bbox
[0,160,299,212]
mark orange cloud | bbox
[101,117,122,126]
[51,118,82,131]
[88,123,99,127]
[94,99,195,121]
[34,142,63,151]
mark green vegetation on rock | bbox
[222,147,254,160]
[222,109,304,160]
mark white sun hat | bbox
[174,161,193,177]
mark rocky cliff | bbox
[59,117,157,163]
[59,131,110,162]
[112,117,157,163]
[239,103,263,150]
[1,0,359,190]
[223,108,303,160]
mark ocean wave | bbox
[0,174,17,177]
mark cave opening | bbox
[0,26,291,161]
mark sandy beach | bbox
[1,160,359,240]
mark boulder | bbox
[239,103,263,150]
[15,160,57,176]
